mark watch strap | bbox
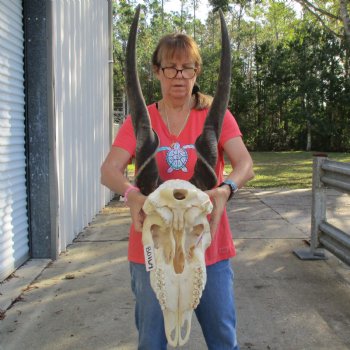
[218,179,238,200]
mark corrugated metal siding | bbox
[0,0,29,280]
[52,0,111,252]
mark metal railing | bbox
[294,155,350,265]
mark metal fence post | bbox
[294,154,328,260]
[310,155,328,257]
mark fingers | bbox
[209,208,220,238]
[130,205,146,232]
[206,187,229,238]
[127,192,147,232]
[205,188,214,197]
[131,210,143,232]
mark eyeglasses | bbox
[161,67,197,79]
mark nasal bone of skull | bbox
[172,190,188,274]
[173,229,185,274]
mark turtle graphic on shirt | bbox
[158,142,195,173]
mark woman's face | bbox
[156,53,197,102]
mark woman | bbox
[101,31,254,349]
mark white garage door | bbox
[0,0,29,280]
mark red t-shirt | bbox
[113,103,242,265]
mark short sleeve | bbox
[219,110,242,147]
[112,115,136,157]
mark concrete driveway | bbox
[0,189,349,350]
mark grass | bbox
[234,151,350,189]
[128,151,350,189]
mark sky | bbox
[163,0,210,23]
[136,0,302,23]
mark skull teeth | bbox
[191,266,205,309]
[154,267,167,309]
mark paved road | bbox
[1,189,350,350]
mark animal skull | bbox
[142,180,213,346]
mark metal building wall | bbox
[51,0,112,252]
[0,0,28,280]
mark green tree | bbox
[113,0,350,151]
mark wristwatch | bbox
[218,179,239,200]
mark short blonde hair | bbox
[152,34,202,74]
[152,34,213,110]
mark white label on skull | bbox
[144,244,156,271]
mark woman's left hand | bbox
[205,186,230,239]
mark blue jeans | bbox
[130,259,239,350]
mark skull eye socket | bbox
[192,224,204,236]
[173,189,187,200]
[151,224,161,248]
[151,224,174,264]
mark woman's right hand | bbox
[100,147,148,232]
[125,190,147,232]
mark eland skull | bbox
[142,180,212,346]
